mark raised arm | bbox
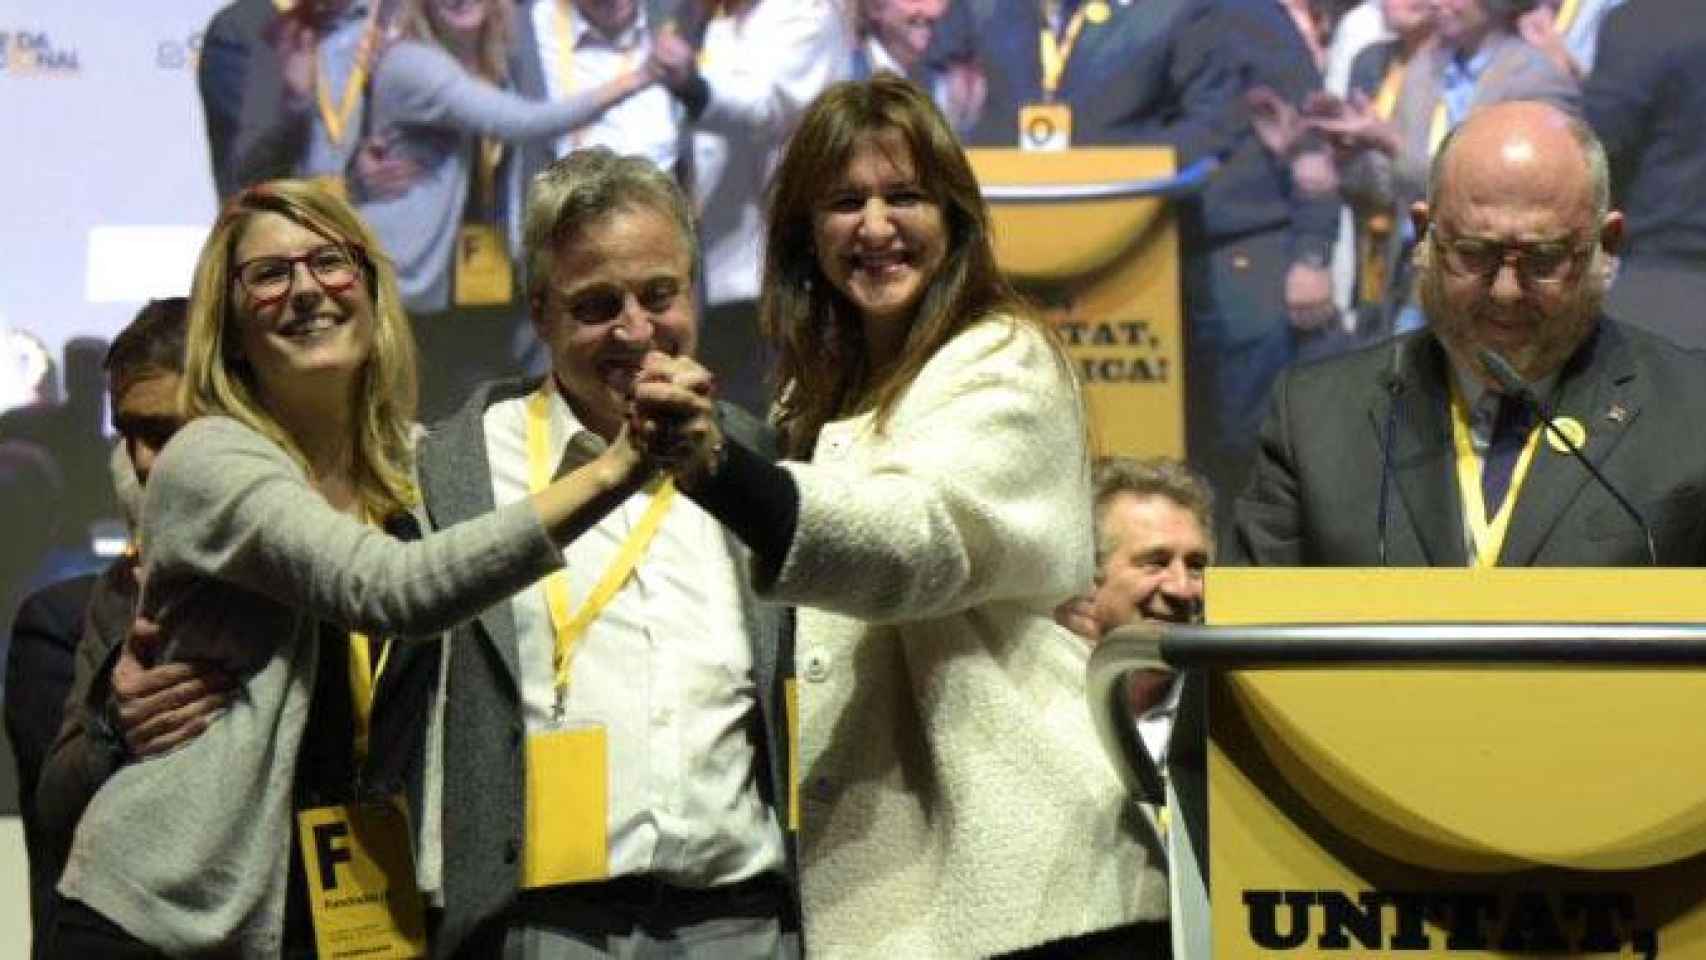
[140,416,649,639]
[373,40,656,143]
[640,320,1093,625]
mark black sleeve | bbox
[683,439,800,587]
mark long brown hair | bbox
[759,74,1057,458]
[182,180,420,520]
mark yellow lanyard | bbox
[1373,59,1406,120]
[1448,385,1542,567]
[314,5,382,146]
[345,507,393,761]
[1553,0,1582,33]
[1427,101,1450,157]
[347,628,392,762]
[525,386,676,716]
[1038,3,1092,100]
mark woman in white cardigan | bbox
[48,180,669,957]
[631,75,1168,959]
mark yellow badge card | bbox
[295,798,428,960]
[1019,102,1073,152]
[785,677,800,833]
[523,724,610,888]
[454,223,515,307]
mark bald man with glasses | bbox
[1230,100,1706,568]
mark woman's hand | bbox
[630,351,724,488]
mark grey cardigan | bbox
[58,415,562,957]
[415,377,797,957]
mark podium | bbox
[1088,568,1706,959]
[969,148,1209,459]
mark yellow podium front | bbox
[970,148,1184,459]
[1194,568,1706,958]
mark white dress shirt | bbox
[691,0,848,305]
[531,0,683,171]
[482,385,785,886]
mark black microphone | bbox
[1477,348,1657,565]
[1376,340,1406,565]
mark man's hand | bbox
[1290,148,1338,197]
[111,616,235,757]
[630,351,723,485]
[1246,85,1306,159]
[1307,91,1401,158]
[352,134,424,201]
[269,16,318,106]
[648,25,699,94]
[1052,594,1101,645]
[941,62,987,132]
[1517,7,1581,81]
[1284,259,1336,331]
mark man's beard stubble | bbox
[1418,252,1608,384]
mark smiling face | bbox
[431,0,489,35]
[229,211,374,411]
[531,203,696,440]
[812,128,948,356]
[1092,492,1210,630]
[1432,0,1493,51]
[865,0,948,68]
[1416,106,1618,385]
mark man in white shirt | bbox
[1054,455,1214,960]
[415,147,794,959]
[527,0,685,172]
[647,0,848,415]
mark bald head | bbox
[1413,101,1622,386]
[1427,101,1608,225]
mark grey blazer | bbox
[1341,31,1579,326]
[1229,318,1706,567]
[415,376,794,956]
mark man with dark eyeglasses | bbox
[1230,99,1706,568]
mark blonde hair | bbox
[396,0,513,85]
[182,179,420,519]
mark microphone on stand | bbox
[1376,340,1406,565]
[1476,348,1657,565]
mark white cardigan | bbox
[764,318,1168,957]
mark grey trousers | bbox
[502,879,797,960]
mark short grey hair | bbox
[1426,105,1611,223]
[522,147,699,304]
[1091,456,1216,567]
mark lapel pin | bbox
[1606,403,1629,425]
[1545,415,1588,454]
[1086,0,1113,23]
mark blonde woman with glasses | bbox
[47,179,676,958]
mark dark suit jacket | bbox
[1230,318,1706,566]
[5,571,99,957]
[415,377,795,957]
[926,0,1242,161]
[1585,0,1706,266]
[199,0,289,199]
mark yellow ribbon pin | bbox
[1545,415,1588,454]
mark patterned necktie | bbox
[1481,393,1534,521]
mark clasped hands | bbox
[625,350,725,488]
